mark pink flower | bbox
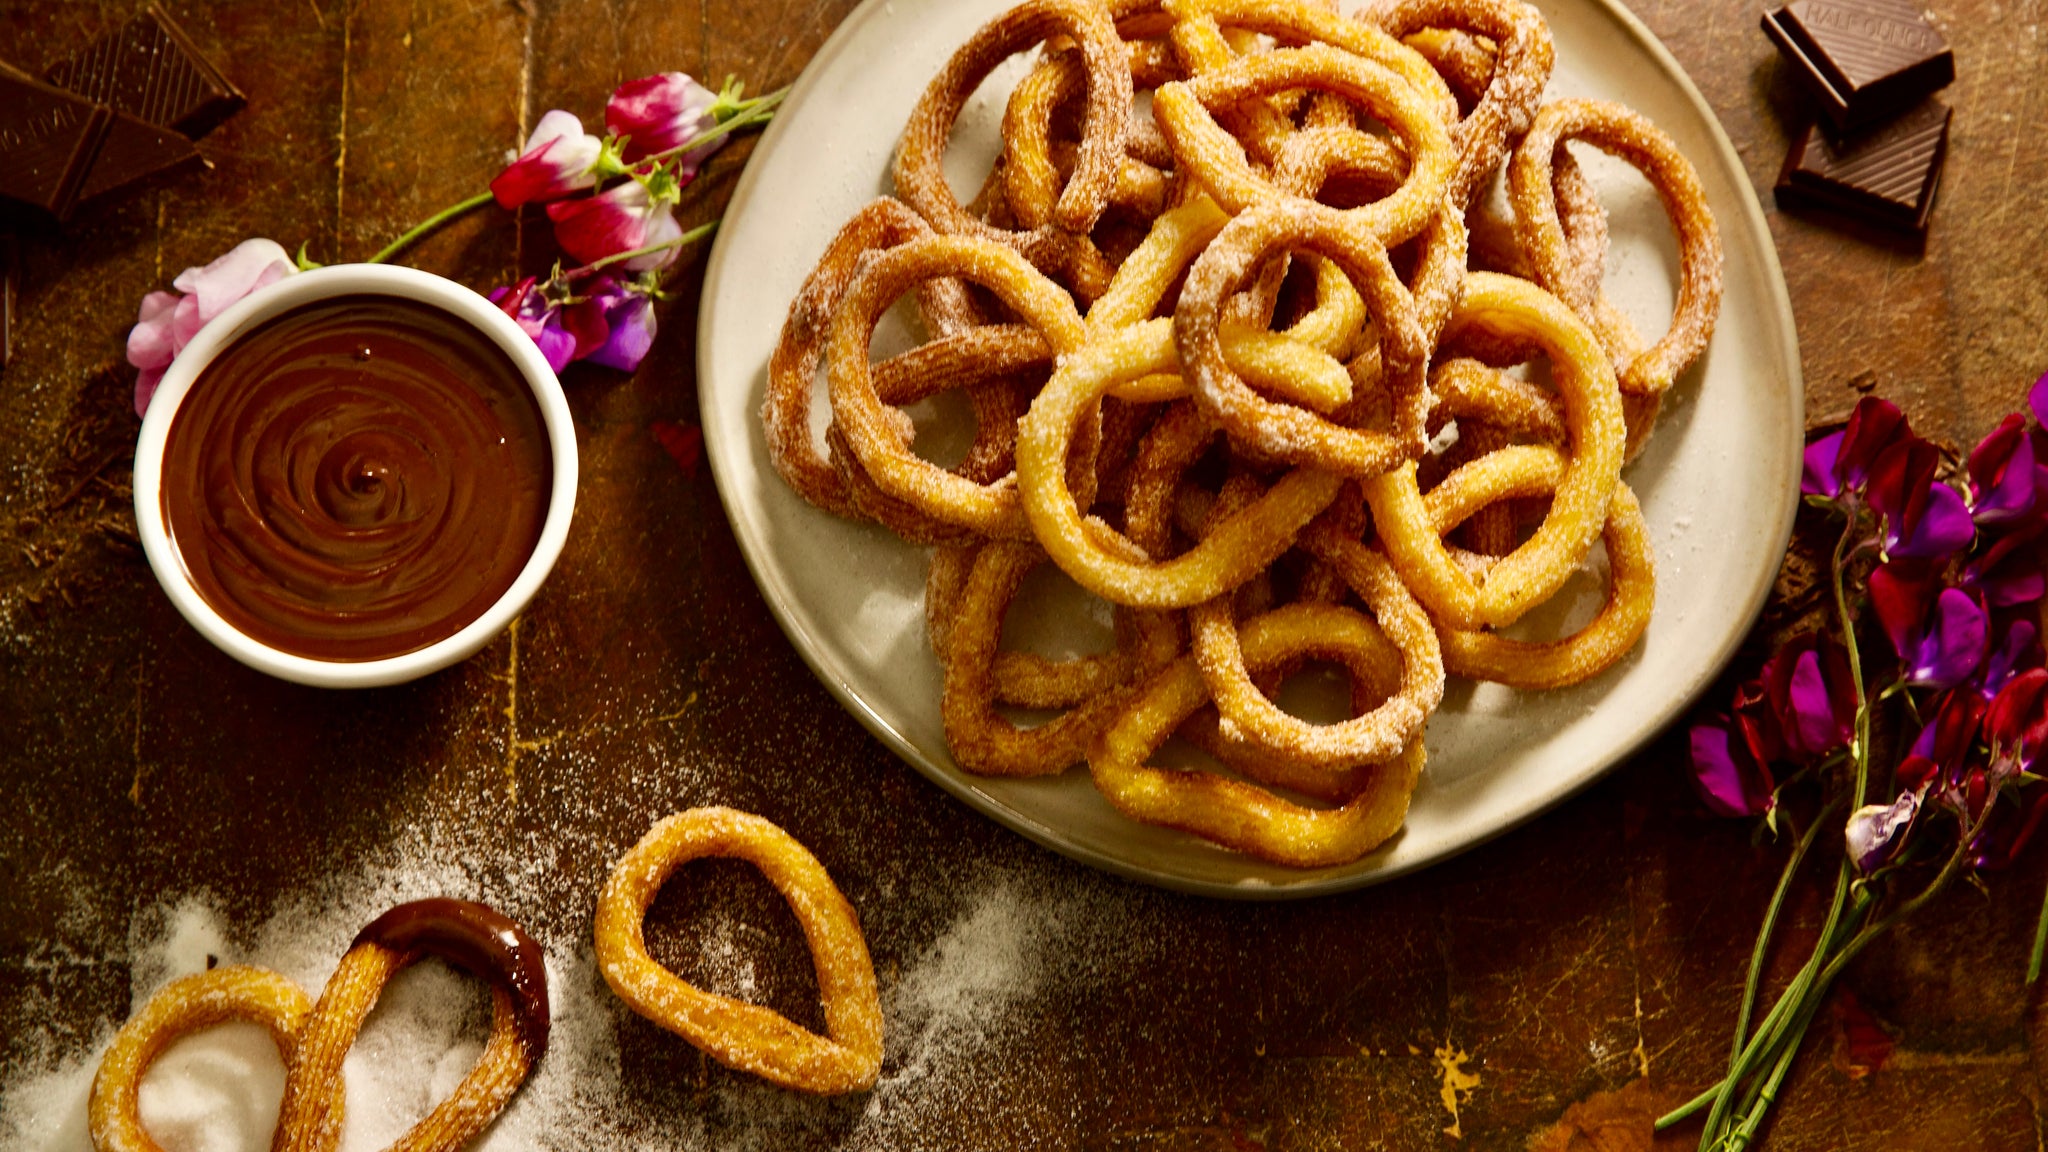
[606,73,723,169]
[490,110,604,208]
[126,238,296,416]
[546,177,683,271]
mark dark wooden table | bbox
[2,0,2042,1148]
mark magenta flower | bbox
[490,110,605,208]
[1690,718,1777,818]
[1867,438,1975,560]
[126,237,296,416]
[1870,562,1988,690]
[1961,529,2046,608]
[490,276,606,373]
[1846,790,1920,873]
[1968,413,2039,525]
[546,176,683,271]
[1802,397,1911,499]
[1985,668,2048,783]
[583,277,658,371]
[606,73,723,169]
[1759,638,1857,761]
[1984,619,2043,699]
[1897,687,1985,792]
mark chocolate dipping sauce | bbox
[162,294,553,662]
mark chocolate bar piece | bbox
[1775,100,1950,237]
[0,73,113,221]
[46,5,245,141]
[0,72,200,220]
[1762,0,1953,134]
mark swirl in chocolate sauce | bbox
[162,294,553,662]
[354,897,552,1061]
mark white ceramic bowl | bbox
[133,263,579,689]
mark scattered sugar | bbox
[1,842,1146,1151]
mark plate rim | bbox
[696,0,1804,899]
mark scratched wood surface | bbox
[0,0,2043,1148]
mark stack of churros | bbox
[765,0,1723,867]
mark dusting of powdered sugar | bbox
[0,830,1158,1151]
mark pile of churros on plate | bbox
[766,0,1724,867]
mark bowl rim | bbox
[132,262,579,689]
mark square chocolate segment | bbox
[0,72,114,221]
[1762,0,1954,134]
[1775,100,1950,237]
[45,4,245,140]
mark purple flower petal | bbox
[1907,588,1989,690]
[1802,431,1845,498]
[2031,370,2048,428]
[1986,669,2048,776]
[1846,790,1920,873]
[1970,414,2037,524]
[1984,619,2042,698]
[1689,721,1775,818]
[1890,481,1976,559]
[1784,649,1841,758]
[587,291,656,371]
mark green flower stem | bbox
[1723,991,1826,1151]
[1732,799,1839,1059]
[562,221,718,283]
[366,190,496,265]
[631,87,787,173]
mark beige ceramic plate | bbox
[698,0,1802,897]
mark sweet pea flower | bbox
[1896,687,1985,792]
[1870,562,1988,690]
[1802,397,1911,499]
[1968,413,2039,525]
[1961,528,2047,609]
[583,277,658,371]
[1867,437,1975,560]
[1985,668,2048,783]
[1689,717,1777,819]
[1846,790,1921,873]
[606,73,723,169]
[546,174,683,271]
[1984,619,2043,699]
[490,276,607,373]
[126,237,296,415]
[1759,638,1857,761]
[490,110,606,208]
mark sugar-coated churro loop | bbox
[1423,451,1656,689]
[1154,44,1455,244]
[1163,0,1458,125]
[940,539,1179,774]
[1370,0,1554,210]
[1510,98,1722,397]
[1363,272,1623,630]
[895,0,1132,266]
[595,808,883,1095]
[1178,199,1431,477]
[1192,541,1442,772]
[90,966,327,1152]
[829,233,1086,539]
[1019,319,1346,608]
[766,199,979,519]
[274,899,549,1152]
[1088,604,1428,867]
